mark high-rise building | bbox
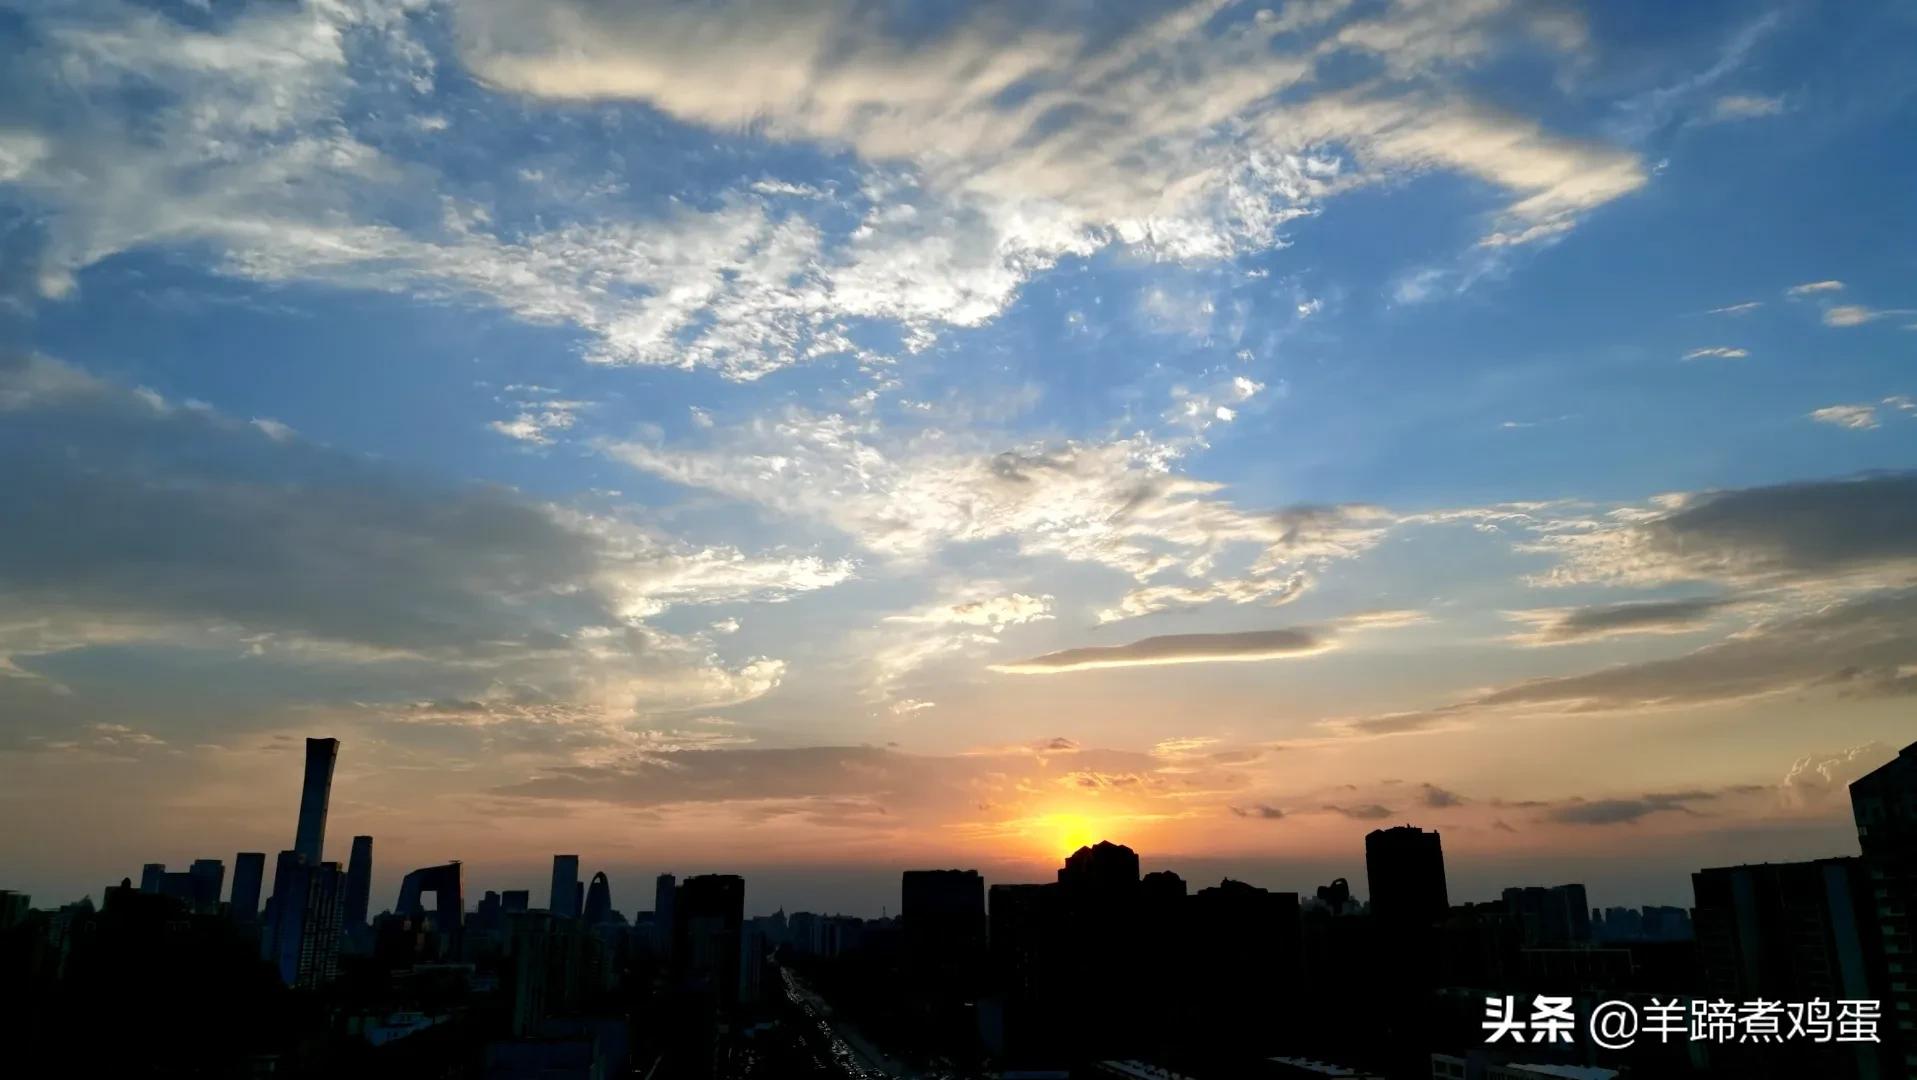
[1851,739,1917,1075]
[1057,840,1141,894]
[901,869,985,990]
[502,889,530,914]
[1188,878,1304,1052]
[1364,825,1449,925]
[343,835,373,927]
[267,851,346,988]
[293,861,346,989]
[0,890,27,931]
[655,873,676,928]
[549,854,581,918]
[230,852,265,923]
[1500,883,1592,946]
[187,858,225,914]
[294,737,339,864]
[140,863,165,893]
[582,871,613,925]
[1692,858,1887,1078]
[672,874,745,1006]
[395,861,465,932]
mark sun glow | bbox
[1036,811,1103,858]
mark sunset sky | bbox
[2,0,1915,917]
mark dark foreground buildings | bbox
[3,737,1915,1078]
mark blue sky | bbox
[1,0,1914,915]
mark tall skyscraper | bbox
[549,855,581,918]
[1851,740,1917,1074]
[343,835,373,927]
[901,869,985,989]
[673,874,745,1006]
[231,852,265,923]
[582,871,613,925]
[267,851,345,988]
[140,863,165,893]
[1692,858,1887,1077]
[654,873,676,959]
[1364,825,1449,924]
[293,737,339,864]
[187,858,225,914]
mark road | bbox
[778,965,916,1079]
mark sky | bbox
[1,0,1914,918]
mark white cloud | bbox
[461,0,1644,259]
[1786,280,1844,296]
[250,417,296,442]
[1706,301,1761,315]
[1709,94,1783,122]
[7,0,1646,379]
[1681,346,1747,360]
[1809,404,1878,430]
[1824,305,1915,328]
[606,409,1391,623]
[1783,743,1892,807]
[886,592,1054,631]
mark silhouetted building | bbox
[1059,839,1140,893]
[989,882,1058,1013]
[343,834,373,928]
[503,888,530,914]
[1852,740,1917,1077]
[549,854,581,918]
[0,889,28,931]
[1314,876,1354,914]
[1189,878,1303,1055]
[1501,883,1591,946]
[654,872,676,958]
[188,858,224,914]
[230,851,264,923]
[901,868,984,990]
[672,873,744,1007]
[146,865,214,911]
[1592,903,1692,943]
[1365,825,1448,925]
[582,871,613,925]
[1693,857,1886,1078]
[396,861,465,933]
[294,737,338,864]
[267,852,345,988]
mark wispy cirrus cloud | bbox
[991,627,1332,675]
[1786,280,1845,296]
[1506,596,1744,645]
[1682,346,1747,360]
[1823,305,1916,328]
[1707,94,1784,122]
[990,609,1424,675]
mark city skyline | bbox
[4,0,1917,917]
[14,731,1893,920]
[4,732,1910,1076]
